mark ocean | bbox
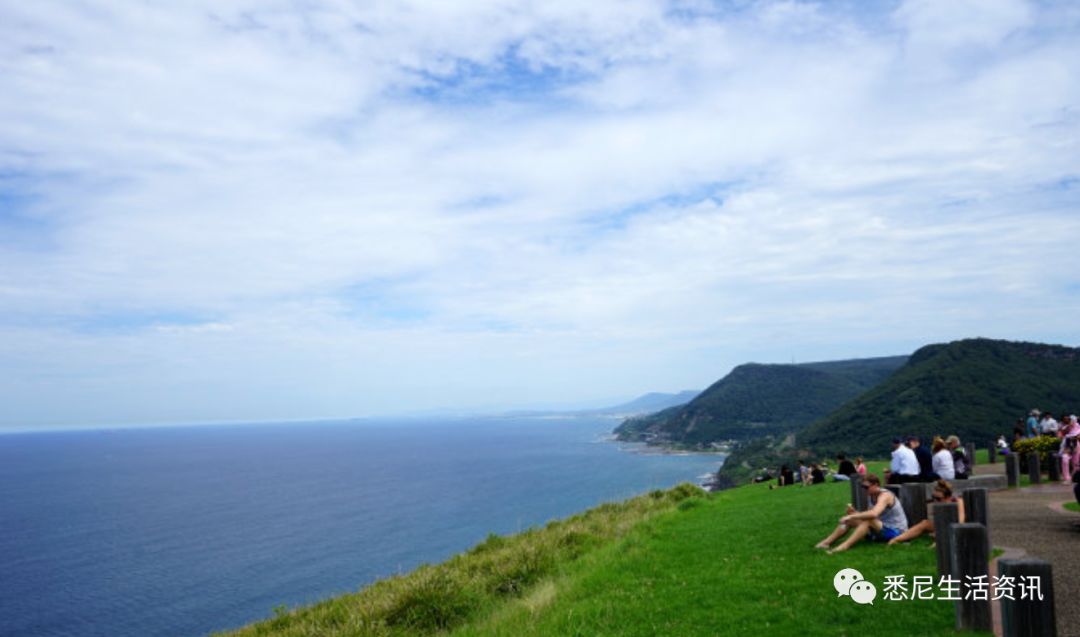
[0,416,722,637]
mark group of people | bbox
[811,413,1080,554]
[809,434,971,553]
[1018,408,1077,439]
[769,455,867,488]
[885,434,969,483]
[1001,408,1080,481]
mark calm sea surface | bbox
[0,417,722,637]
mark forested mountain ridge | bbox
[613,355,907,447]
[796,338,1080,454]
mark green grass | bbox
[222,479,988,637]
[1066,502,1079,513]
[454,481,984,637]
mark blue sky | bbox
[1,0,1079,427]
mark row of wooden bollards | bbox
[849,473,1057,635]
[934,493,1055,635]
[1002,451,1066,487]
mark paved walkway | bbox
[975,459,1079,636]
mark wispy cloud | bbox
[1,0,1079,426]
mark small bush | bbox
[1012,436,1060,458]
[470,533,508,555]
[666,482,702,502]
[677,496,705,511]
[383,568,480,631]
[491,545,556,596]
[555,530,595,556]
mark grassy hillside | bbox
[797,338,1080,455]
[615,356,906,447]
[217,485,701,637]
[220,473,985,637]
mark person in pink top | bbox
[1060,415,1080,482]
[855,457,867,477]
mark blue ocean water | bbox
[0,417,722,637]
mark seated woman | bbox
[931,436,954,480]
[887,479,965,545]
[814,473,908,554]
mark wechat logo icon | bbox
[834,568,876,605]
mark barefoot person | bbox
[887,479,965,545]
[814,474,908,553]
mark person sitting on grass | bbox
[997,434,1011,455]
[833,454,856,481]
[887,479,965,545]
[814,473,908,554]
[779,465,795,487]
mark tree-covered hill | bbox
[613,355,907,447]
[796,338,1080,455]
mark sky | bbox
[2,0,1079,428]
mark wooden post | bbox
[900,482,928,524]
[963,490,989,561]
[858,478,871,510]
[950,523,991,631]
[1048,454,1061,482]
[962,488,989,543]
[989,441,998,464]
[849,477,864,511]
[1006,453,1020,487]
[933,501,959,577]
[966,442,977,466]
[998,559,1056,637]
[1027,453,1041,484]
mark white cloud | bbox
[1,0,1079,426]
[894,0,1032,52]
